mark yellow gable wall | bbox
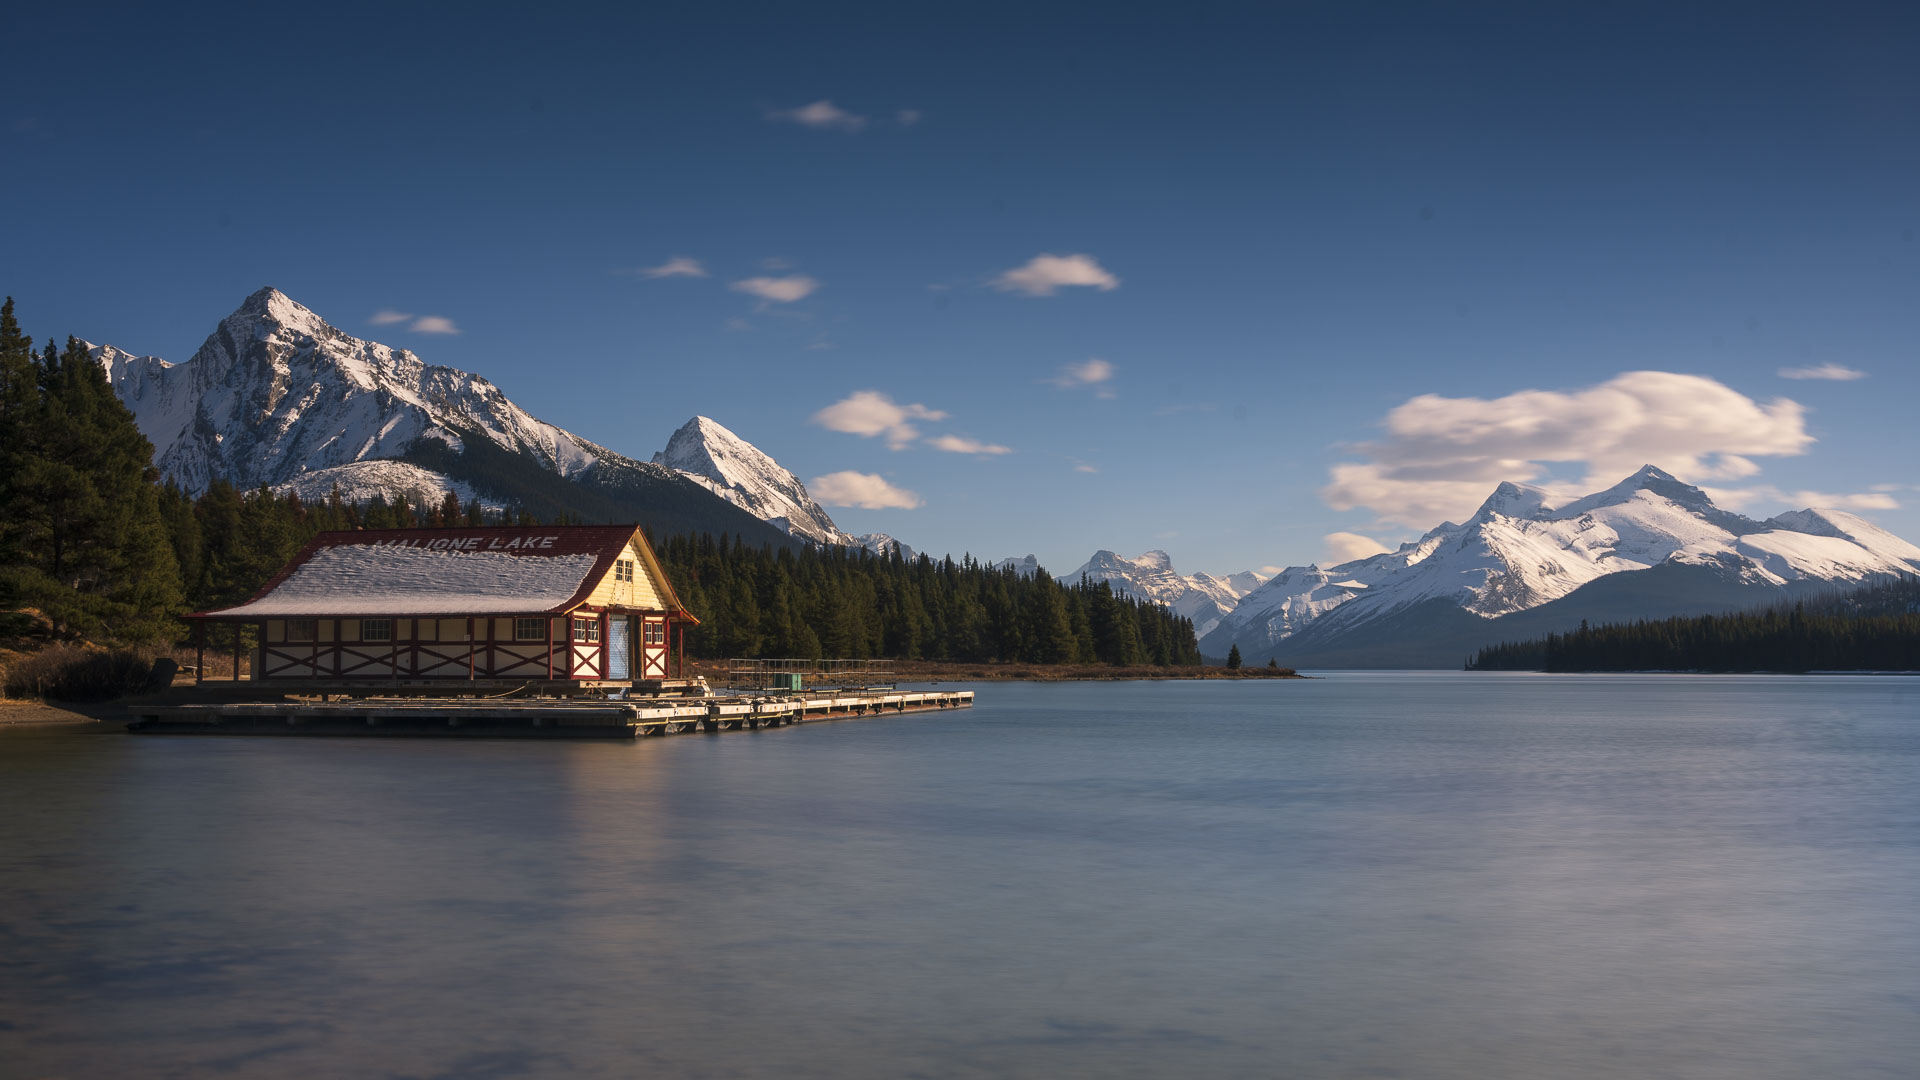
[584,535,666,610]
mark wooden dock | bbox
[125,689,974,739]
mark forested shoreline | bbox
[1466,578,1920,672]
[0,297,1200,671]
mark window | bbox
[644,622,665,645]
[614,559,635,583]
[571,617,600,644]
[515,617,547,642]
[361,619,392,642]
[288,619,318,642]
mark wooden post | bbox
[546,613,554,681]
[195,621,204,687]
[598,611,608,680]
[232,622,242,682]
[467,617,475,681]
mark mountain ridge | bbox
[90,287,798,546]
[1202,464,1920,667]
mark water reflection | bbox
[2,675,1918,1077]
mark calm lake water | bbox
[3,673,1918,1079]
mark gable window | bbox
[287,619,318,642]
[515,617,547,642]
[614,558,635,583]
[361,619,392,642]
[571,617,600,644]
[643,622,666,645]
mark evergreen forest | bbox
[1465,577,1920,672]
[0,298,1200,667]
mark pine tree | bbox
[4,335,182,640]
[1226,644,1242,669]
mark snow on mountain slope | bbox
[1060,550,1270,638]
[273,460,495,510]
[1203,465,1920,657]
[89,287,662,495]
[854,534,916,560]
[652,416,853,546]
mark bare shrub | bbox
[3,644,159,701]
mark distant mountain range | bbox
[1200,466,1920,668]
[90,289,1920,667]
[1054,550,1270,638]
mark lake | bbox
[3,673,1918,1078]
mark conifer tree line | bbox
[0,297,1202,665]
[652,533,1202,665]
[1466,577,1920,672]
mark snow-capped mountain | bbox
[654,416,854,546]
[1059,550,1270,638]
[1204,465,1920,665]
[90,287,794,545]
[95,288,617,494]
[995,555,1042,577]
[650,415,916,557]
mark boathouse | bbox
[190,525,696,688]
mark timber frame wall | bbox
[206,611,688,684]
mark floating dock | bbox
[126,689,974,739]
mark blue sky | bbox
[5,2,1917,576]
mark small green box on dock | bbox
[780,673,804,692]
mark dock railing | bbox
[726,658,896,693]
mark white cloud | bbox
[1791,490,1898,510]
[1072,460,1099,474]
[897,109,922,127]
[1322,370,1815,528]
[769,100,867,132]
[369,309,412,325]
[409,315,460,335]
[633,256,707,279]
[812,390,948,449]
[1322,532,1391,566]
[991,253,1120,297]
[809,471,922,509]
[928,434,1013,455]
[1779,363,1866,381]
[731,275,821,303]
[1046,358,1114,389]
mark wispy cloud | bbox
[625,256,708,279]
[1071,459,1099,474]
[731,275,821,303]
[1322,371,1815,528]
[768,100,868,132]
[370,310,459,334]
[812,391,948,450]
[897,109,922,127]
[991,253,1120,297]
[1322,532,1391,566]
[928,434,1013,456]
[809,471,922,509]
[1778,363,1866,381]
[1047,358,1114,388]
[1709,484,1900,512]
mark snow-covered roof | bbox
[198,525,680,619]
